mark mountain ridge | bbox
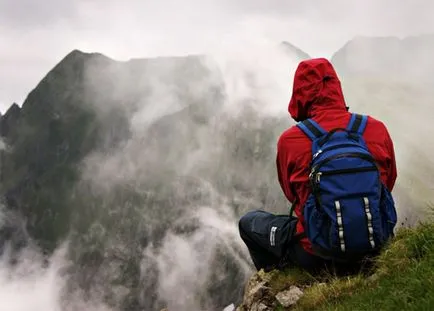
[6,32,434,114]
[331,33,434,82]
[0,34,433,311]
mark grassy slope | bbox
[271,221,434,311]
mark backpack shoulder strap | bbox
[297,119,327,141]
[346,113,368,134]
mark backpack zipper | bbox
[312,143,365,160]
[315,166,378,183]
[321,166,378,176]
[311,152,377,175]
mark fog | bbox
[1,1,434,310]
[2,0,434,112]
[74,38,298,310]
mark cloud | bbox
[1,1,434,309]
[0,206,114,311]
[2,0,434,112]
[151,205,252,311]
[0,250,114,311]
[0,0,78,28]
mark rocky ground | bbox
[235,269,306,311]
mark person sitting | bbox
[239,58,398,273]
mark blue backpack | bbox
[296,113,398,262]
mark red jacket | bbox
[276,58,397,254]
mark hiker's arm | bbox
[385,128,397,191]
[276,137,296,203]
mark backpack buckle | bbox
[313,149,323,160]
[316,172,322,183]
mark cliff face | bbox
[1,50,119,250]
[0,45,311,310]
[0,50,226,251]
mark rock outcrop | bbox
[235,222,434,311]
[235,270,306,311]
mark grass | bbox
[295,222,434,311]
[267,221,434,311]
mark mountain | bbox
[331,34,434,83]
[0,44,311,310]
[280,41,311,60]
[1,36,432,311]
[0,49,227,245]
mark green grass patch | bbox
[291,222,434,311]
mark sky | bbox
[1,0,434,113]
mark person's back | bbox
[239,58,397,272]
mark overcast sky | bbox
[1,0,433,113]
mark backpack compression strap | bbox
[291,119,326,220]
[297,119,327,141]
[347,113,368,134]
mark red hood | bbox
[288,58,348,122]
